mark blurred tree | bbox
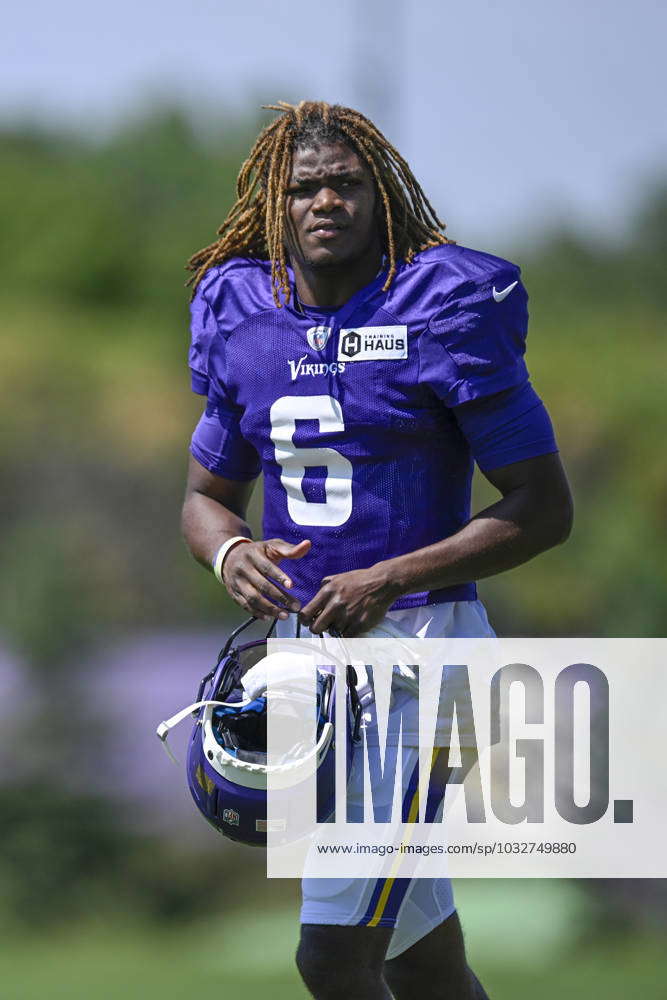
[0,783,250,930]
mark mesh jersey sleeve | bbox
[452,382,558,472]
[187,278,261,481]
[189,277,219,396]
[418,270,529,406]
[190,401,262,481]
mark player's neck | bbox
[291,247,384,310]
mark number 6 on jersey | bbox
[270,395,353,527]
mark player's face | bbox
[285,141,381,270]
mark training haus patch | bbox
[337,326,408,362]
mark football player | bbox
[181,100,573,1000]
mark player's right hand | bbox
[222,538,310,621]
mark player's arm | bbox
[380,450,573,597]
[299,376,573,634]
[181,454,307,621]
[385,269,574,594]
[298,451,572,635]
[381,371,574,596]
[181,453,255,568]
[184,276,308,619]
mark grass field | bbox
[1,882,665,999]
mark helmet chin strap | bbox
[156,699,230,766]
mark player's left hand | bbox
[299,564,398,636]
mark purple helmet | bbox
[157,617,361,847]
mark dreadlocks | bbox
[186,100,453,306]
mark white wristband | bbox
[212,536,252,583]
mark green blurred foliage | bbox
[0,785,209,930]
[0,900,665,1000]
[0,110,258,667]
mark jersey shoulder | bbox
[384,244,522,328]
[403,245,530,407]
[189,257,277,396]
[416,243,521,280]
[193,257,277,336]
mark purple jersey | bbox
[189,244,555,610]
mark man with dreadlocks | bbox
[181,101,573,1000]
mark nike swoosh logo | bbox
[492,280,518,303]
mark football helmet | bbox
[157,617,361,847]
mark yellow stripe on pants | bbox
[367,748,441,927]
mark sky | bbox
[2,0,666,247]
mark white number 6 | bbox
[269,395,353,527]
